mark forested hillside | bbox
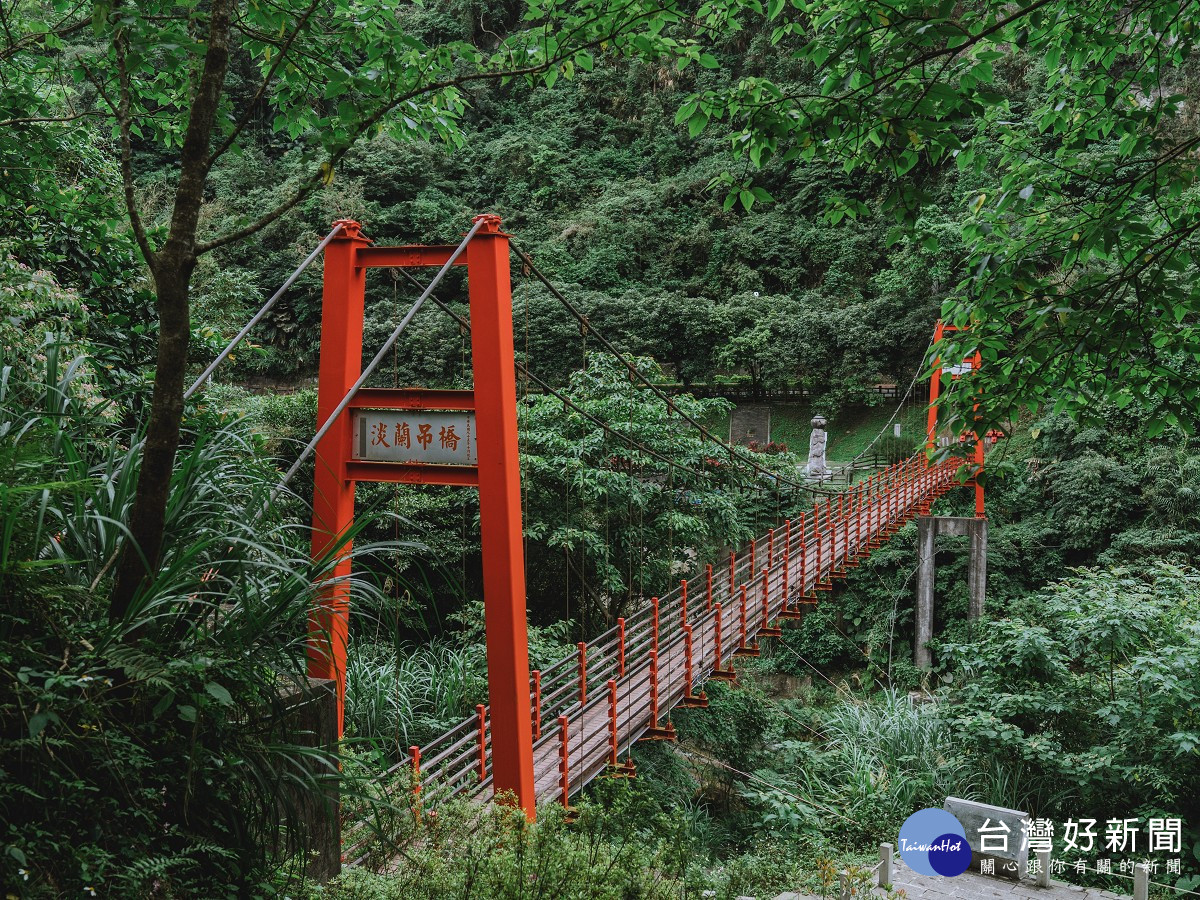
[189,37,946,402]
[3,1,1200,897]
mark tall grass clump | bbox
[818,688,974,809]
[0,349,403,896]
[755,689,976,846]
[345,641,488,753]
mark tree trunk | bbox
[107,0,234,621]
[109,256,194,619]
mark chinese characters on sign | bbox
[972,817,1182,877]
[353,410,477,466]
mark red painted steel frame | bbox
[926,320,945,454]
[476,704,488,780]
[926,320,986,517]
[307,220,368,734]
[308,214,537,818]
[410,745,422,818]
[465,217,537,812]
[608,679,620,765]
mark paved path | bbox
[774,858,1129,900]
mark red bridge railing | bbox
[345,454,960,864]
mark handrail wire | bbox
[364,457,955,812]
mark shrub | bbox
[0,354,393,896]
[304,798,682,900]
[938,563,1200,831]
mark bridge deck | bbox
[346,455,960,864]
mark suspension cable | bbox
[513,238,938,494]
[837,330,938,474]
[185,223,345,400]
[393,269,779,497]
[855,333,935,462]
[88,225,347,520]
[509,241,811,493]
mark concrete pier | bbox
[915,516,987,669]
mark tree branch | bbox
[199,3,674,255]
[113,34,157,271]
[195,167,324,254]
[0,4,89,64]
[161,0,235,259]
[206,0,323,169]
[0,110,101,127]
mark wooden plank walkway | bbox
[345,455,960,863]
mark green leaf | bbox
[205,682,233,706]
[152,691,175,719]
[28,711,56,739]
[91,0,112,34]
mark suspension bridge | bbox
[186,214,986,872]
[358,456,959,849]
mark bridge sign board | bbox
[352,409,477,466]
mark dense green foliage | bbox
[306,798,686,900]
[519,354,797,633]
[941,563,1200,820]
[0,356,397,896]
[192,76,943,404]
[692,0,1200,436]
[5,0,1200,896]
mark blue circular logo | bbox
[898,809,970,877]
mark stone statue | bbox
[806,415,831,477]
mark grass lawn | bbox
[769,403,927,464]
[696,399,929,466]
